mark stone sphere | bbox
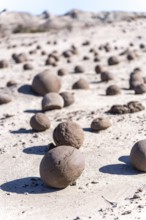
[32,70,61,96]
[108,56,119,65]
[130,140,146,171]
[40,145,85,189]
[72,78,89,90]
[134,84,146,94]
[106,85,121,95]
[0,94,12,104]
[74,65,84,73]
[42,93,64,111]
[57,68,68,76]
[30,113,51,131]
[53,121,84,149]
[60,92,75,107]
[91,118,111,132]
[101,71,114,82]
[0,60,9,68]
[129,79,144,90]
[95,65,103,74]
[45,57,56,66]
[23,63,33,70]
[127,52,136,61]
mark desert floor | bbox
[1,19,146,220]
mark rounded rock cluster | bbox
[39,145,85,189]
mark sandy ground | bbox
[1,19,146,220]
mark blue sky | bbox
[0,0,146,15]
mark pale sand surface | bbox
[1,20,146,220]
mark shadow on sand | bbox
[18,84,38,96]
[0,177,60,194]
[10,128,33,134]
[23,145,49,155]
[99,155,141,175]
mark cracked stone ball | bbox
[106,85,121,95]
[130,139,146,171]
[91,118,111,132]
[60,92,75,107]
[72,78,89,90]
[40,145,85,189]
[42,92,64,111]
[53,121,84,149]
[30,113,51,132]
[32,70,61,96]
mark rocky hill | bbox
[0,9,146,34]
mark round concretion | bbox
[40,145,85,189]
[0,94,12,104]
[30,113,51,131]
[32,70,61,96]
[42,92,64,111]
[53,121,84,149]
[108,56,119,65]
[106,85,121,95]
[101,72,114,82]
[130,140,146,171]
[74,65,84,73]
[95,65,103,74]
[91,118,111,132]
[134,84,146,94]
[60,92,75,107]
[58,68,68,76]
[72,78,89,90]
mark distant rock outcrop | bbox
[0,9,146,35]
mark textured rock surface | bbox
[130,140,146,171]
[40,145,85,189]
[30,113,51,131]
[53,121,84,149]
[32,70,61,96]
